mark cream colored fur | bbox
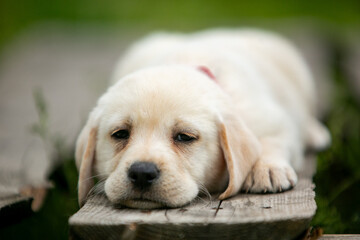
[76,29,330,209]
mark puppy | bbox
[75,29,330,209]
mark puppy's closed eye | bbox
[111,129,130,140]
[174,133,197,143]
[111,129,131,152]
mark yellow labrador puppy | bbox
[76,29,330,209]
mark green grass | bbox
[311,41,360,233]
[1,0,360,50]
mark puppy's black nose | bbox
[128,162,160,190]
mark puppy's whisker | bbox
[79,173,107,184]
[92,181,106,195]
[199,189,212,202]
[189,182,213,207]
[197,182,212,201]
[77,175,108,195]
[85,179,106,202]
[192,195,211,207]
[90,173,108,180]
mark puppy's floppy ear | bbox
[75,108,101,207]
[218,114,261,200]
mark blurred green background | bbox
[0,0,359,239]
[1,0,360,49]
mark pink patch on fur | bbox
[197,66,217,82]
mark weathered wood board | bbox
[0,194,32,227]
[320,235,360,240]
[69,178,315,240]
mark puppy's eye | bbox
[175,133,196,143]
[111,129,130,140]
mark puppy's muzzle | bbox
[128,162,160,191]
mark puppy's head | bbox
[76,65,260,209]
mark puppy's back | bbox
[112,29,315,112]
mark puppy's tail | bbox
[306,118,331,152]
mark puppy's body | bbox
[76,29,330,209]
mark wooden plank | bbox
[320,235,360,240]
[69,178,315,240]
[0,195,28,211]
[0,185,32,227]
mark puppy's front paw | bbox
[242,160,297,193]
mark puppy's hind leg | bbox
[306,118,331,152]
